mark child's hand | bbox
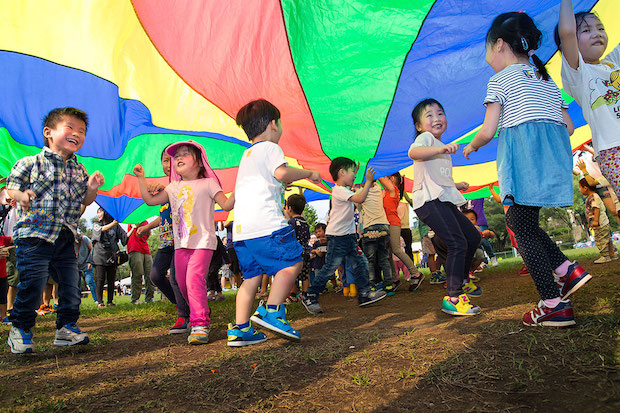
[17,189,36,211]
[441,143,459,155]
[146,182,165,195]
[88,171,105,190]
[592,220,599,227]
[0,247,8,259]
[366,167,375,182]
[576,159,587,173]
[308,171,321,184]
[455,181,469,191]
[133,164,145,178]
[463,143,477,159]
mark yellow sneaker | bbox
[441,294,481,316]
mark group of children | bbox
[2,1,618,353]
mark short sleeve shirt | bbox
[288,216,310,255]
[233,141,288,241]
[561,46,620,156]
[327,185,356,236]
[159,203,174,249]
[485,64,568,130]
[165,178,222,249]
[585,193,609,227]
[358,184,389,229]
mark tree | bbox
[304,203,319,233]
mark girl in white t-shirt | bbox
[134,141,234,345]
[557,0,620,196]
[408,98,481,317]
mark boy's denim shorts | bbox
[233,226,302,279]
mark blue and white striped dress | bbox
[484,64,573,207]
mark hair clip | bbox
[521,37,529,51]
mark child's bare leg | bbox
[302,279,309,292]
[235,276,262,325]
[7,286,17,311]
[267,262,302,306]
[42,283,52,306]
[259,273,269,294]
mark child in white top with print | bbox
[301,157,387,314]
[228,99,321,347]
[409,98,481,317]
[557,0,620,195]
[134,141,234,345]
[464,11,591,327]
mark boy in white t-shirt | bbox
[227,99,321,347]
[301,157,386,314]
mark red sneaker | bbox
[169,317,190,334]
[523,300,576,327]
[556,262,591,300]
[518,264,529,277]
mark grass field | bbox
[0,247,618,412]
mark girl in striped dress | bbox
[463,11,591,327]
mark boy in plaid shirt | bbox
[6,107,104,354]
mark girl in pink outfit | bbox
[134,141,234,345]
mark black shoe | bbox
[358,290,387,307]
[408,274,425,291]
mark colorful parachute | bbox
[1,0,618,223]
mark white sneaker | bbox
[187,326,210,345]
[8,327,35,354]
[490,257,499,267]
[54,323,89,346]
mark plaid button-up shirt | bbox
[6,148,89,243]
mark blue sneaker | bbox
[54,323,89,346]
[384,285,395,297]
[8,327,35,354]
[2,317,12,326]
[250,303,300,341]
[430,272,447,285]
[227,322,267,347]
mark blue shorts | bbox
[233,226,303,279]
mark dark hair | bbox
[98,207,114,225]
[462,208,478,221]
[286,193,306,215]
[486,12,549,81]
[579,178,596,190]
[43,107,88,146]
[554,11,601,49]
[161,147,169,160]
[314,223,327,232]
[329,157,356,181]
[235,99,281,140]
[411,99,445,136]
[390,172,405,200]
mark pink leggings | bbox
[597,146,620,198]
[174,248,213,327]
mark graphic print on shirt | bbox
[590,69,620,110]
[175,185,197,241]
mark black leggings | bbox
[400,228,414,261]
[95,265,117,304]
[415,200,481,297]
[505,205,566,300]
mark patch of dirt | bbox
[1,260,618,412]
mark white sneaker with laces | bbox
[54,323,89,346]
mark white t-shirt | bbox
[327,185,356,236]
[358,184,389,229]
[561,45,620,156]
[233,141,288,241]
[409,132,466,210]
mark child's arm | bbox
[7,189,36,211]
[133,164,169,206]
[463,103,501,159]
[378,176,396,198]
[409,143,459,161]
[214,191,235,211]
[562,108,575,135]
[101,220,119,232]
[403,192,413,207]
[455,182,469,191]
[349,168,376,203]
[481,229,495,239]
[83,171,105,206]
[558,0,580,70]
[137,217,161,237]
[576,159,600,187]
[127,225,136,238]
[488,183,502,204]
[274,165,321,185]
[592,207,600,227]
